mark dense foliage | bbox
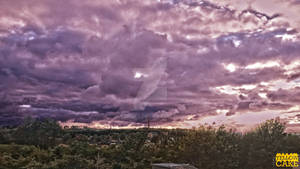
[0,118,299,169]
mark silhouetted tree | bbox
[14,117,63,148]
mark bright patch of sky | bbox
[275,33,297,42]
[258,92,268,99]
[214,84,257,95]
[260,79,300,91]
[245,61,280,69]
[19,104,31,108]
[223,63,237,72]
[134,72,149,79]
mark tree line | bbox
[0,118,299,169]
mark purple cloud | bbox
[0,0,300,131]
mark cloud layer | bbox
[1,0,300,131]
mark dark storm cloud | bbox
[288,0,300,5]
[267,88,300,103]
[0,0,300,129]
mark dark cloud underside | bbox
[0,0,300,131]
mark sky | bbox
[0,0,300,132]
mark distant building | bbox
[152,163,198,169]
[147,132,158,139]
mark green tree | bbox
[14,118,63,148]
[239,119,287,169]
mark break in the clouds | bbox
[1,0,300,131]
